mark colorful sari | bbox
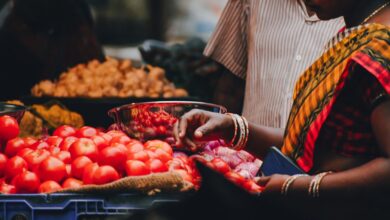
[281,23,390,172]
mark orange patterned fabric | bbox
[281,24,390,172]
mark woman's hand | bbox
[174,109,234,151]
[255,174,289,196]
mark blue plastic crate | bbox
[0,193,186,220]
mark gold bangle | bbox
[281,174,308,196]
[314,171,332,198]
[308,174,319,197]
[240,116,249,150]
[233,114,246,150]
[226,113,238,146]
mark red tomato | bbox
[23,137,38,148]
[53,125,77,138]
[13,171,40,193]
[211,158,231,174]
[242,180,263,193]
[82,163,99,184]
[92,165,120,185]
[175,169,193,183]
[145,150,158,160]
[154,148,173,163]
[225,172,246,186]
[110,135,131,145]
[23,149,50,171]
[33,141,49,150]
[99,145,127,172]
[75,126,98,138]
[99,133,113,143]
[53,151,71,164]
[71,156,93,179]
[5,138,26,157]
[46,136,63,148]
[106,130,126,138]
[48,146,61,155]
[0,153,8,177]
[125,160,150,176]
[17,148,34,158]
[38,180,62,193]
[5,156,27,181]
[38,156,67,183]
[127,151,150,162]
[126,140,144,154]
[0,115,19,142]
[0,182,16,194]
[59,136,78,151]
[90,135,108,151]
[144,140,173,155]
[69,138,98,161]
[146,159,168,173]
[62,178,83,189]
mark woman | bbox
[175,0,390,199]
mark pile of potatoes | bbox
[31,57,188,98]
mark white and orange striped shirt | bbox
[204,0,345,128]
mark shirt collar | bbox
[297,0,321,22]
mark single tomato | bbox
[23,149,50,171]
[75,126,98,138]
[38,156,67,183]
[0,115,19,142]
[53,151,71,164]
[211,158,231,174]
[13,171,40,193]
[59,136,78,151]
[92,165,120,185]
[69,138,98,161]
[110,135,131,145]
[144,140,173,155]
[125,160,150,176]
[146,159,168,173]
[5,156,27,181]
[23,137,38,148]
[90,135,108,151]
[125,140,144,154]
[99,145,127,172]
[154,148,172,163]
[53,125,76,138]
[0,182,16,194]
[62,178,83,189]
[127,151,150,162]
[0,153,7,176]
[38,180,62,193]
[82,163,99,185]
[5,138,26,157]
[71,156,93,179]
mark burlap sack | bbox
[56,171,194,195]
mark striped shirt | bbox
[204,0,345,128]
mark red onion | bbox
[203,140,226,151]
[220,155,243,169]
[213,147,236,158]
[234,162,260,178]
[235,150,255,162]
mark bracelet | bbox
[233,114,246,150]
[240,116,249,150]
[281,174,308,196]
[226,113,238,147]
[308,172,332,198]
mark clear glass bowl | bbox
[0,102,26,122]
[108,101,227,144]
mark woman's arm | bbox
[174,110,284,158]
[259,101,390,199]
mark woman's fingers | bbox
[255,176,271,187]
[194,120,218,138]
[173,121,183,147]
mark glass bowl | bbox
[108,101,227,144]
[0,102,26,122]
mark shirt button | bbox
[296,55,302,61]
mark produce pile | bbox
[0,115,263,194]
[31,58,188,98]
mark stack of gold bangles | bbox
[227,113,249,151]
[281,172,333,197]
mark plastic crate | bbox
[0,193,186,220]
